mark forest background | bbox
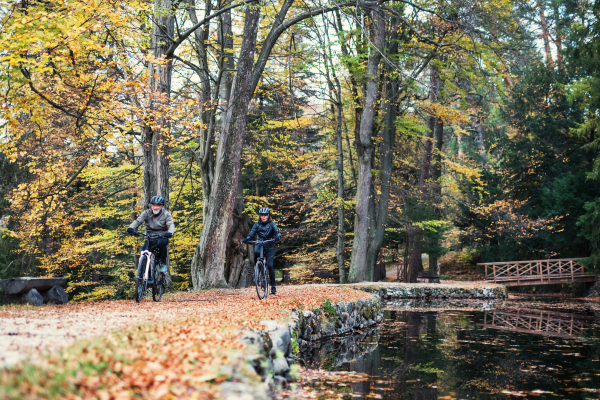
[0,0,599,300]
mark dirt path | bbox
[0,288,248,368]
[0,285,374,369]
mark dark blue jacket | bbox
[244,221,281,248]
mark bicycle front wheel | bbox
[255,261,267,300]
[135,256,148,303]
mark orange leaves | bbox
[0,286,372,399]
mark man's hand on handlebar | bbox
[163,232,173,238]
[127,227,135,234]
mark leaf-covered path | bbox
[0,285,373,399]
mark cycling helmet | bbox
[258,207,270,215]
[150,195,165,205]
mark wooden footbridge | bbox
[477,258,596,286]
[478,308,594,338]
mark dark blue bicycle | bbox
[248,239,274,300]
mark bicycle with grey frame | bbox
[130,231,168,302]
[247,239,274,300]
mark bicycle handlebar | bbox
[129,231,171,239]
[247,239,275,245]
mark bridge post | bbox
[570,260,574,282]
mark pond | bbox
[299,298,600,399]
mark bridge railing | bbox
[478,258,589,284]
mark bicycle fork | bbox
[141,250,153,281]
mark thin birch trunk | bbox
[428,120,443,273]
[537,0,554,66]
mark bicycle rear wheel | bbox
[264,267,270,299]
[135,256,148,303]
[255,261,267,300]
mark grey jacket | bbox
[129,209,175,235]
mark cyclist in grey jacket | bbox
[243,207,282,294]
[127,195,175,273]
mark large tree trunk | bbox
[224,180,251,287]
[407,65,439,283]
[188,0,215,219]
[365,25,398,281]
[142,0,174,209]
[318,16,347,284]
[190,6,260,289]
[348,8,385,283]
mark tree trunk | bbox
[190,6,260,289]
[188,0,215,219]
[336,98,346,283]
[428,120,444,272]
[318,16,347,284]
[282,260,291,283]
[92,218,101,283]
[365,33,398,280]
[537,0,554,66]
[468,95,487,167]
[142,0,174,209]
[224,180,251,287]
[348,8,385,283]
[551,0,564,64]
[407,65,439,283]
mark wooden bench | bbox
[417,270,440,283]
[1,277,68,305]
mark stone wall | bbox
[357,284,507,299]
[236,294,383,398]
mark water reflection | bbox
[300,302,600,399]
[480,308,595,338]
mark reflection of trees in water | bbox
[298,326,381,370]
[344,311,439,400]
[300,308,600,399]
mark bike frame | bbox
[135,232,166,285]
[130,230,170,303]
[248,239,274,299]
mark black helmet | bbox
[258,207,270,215]
[150,195,165,205]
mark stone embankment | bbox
[353,282,508,299]
[236,294,383,397]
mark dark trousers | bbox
[143,238,169,264]
[255,245,276,287]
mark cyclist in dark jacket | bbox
[243,207,282,294]
[127,195,175,274]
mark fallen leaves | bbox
[0,285,373,399]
